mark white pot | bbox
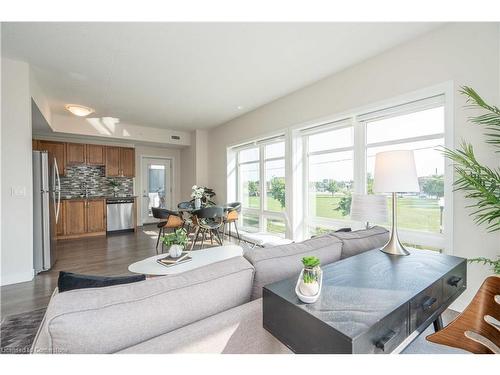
[299,280,319,296]
[194,198,201,209]
[169,244,183,258]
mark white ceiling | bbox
[2,22,442,131]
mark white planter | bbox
[299,280,319,296]
[295,268,322,304]
[169,244,183,258]
[194,198,201,209]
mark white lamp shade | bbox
[350,194,388,223]
[373,150,419,193]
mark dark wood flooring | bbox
[1,225,238,317]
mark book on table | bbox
[156,252,192,267]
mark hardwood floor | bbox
[1,225,238,317]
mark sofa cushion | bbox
[57,271,145,292]
[244,234,342,299]
[31,256,254,354]
[117,298,291,354]
[330,226,389,259]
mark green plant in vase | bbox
[161,228,188,258]
[299,256,321,296]
[108,179,121,197]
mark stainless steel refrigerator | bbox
[33,150,61,273]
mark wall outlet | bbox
[11,186,26,197]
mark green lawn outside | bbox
[245,193,442,233]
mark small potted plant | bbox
[108,179,120,197]
[191,185,204,209]
[161,228,188,258]
[295,256,322,303]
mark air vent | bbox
[171,135,181,140]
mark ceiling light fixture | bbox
[65,104,95,117]
[237,105,244,110]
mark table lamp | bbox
[350,193,388,229]
[373,150,419,256]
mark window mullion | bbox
[259,145,265,232]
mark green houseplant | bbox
[299,256,321,296]
[443,86,500,274]
[161,228,188,258]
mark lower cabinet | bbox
[58,199,106,239]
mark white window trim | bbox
[227,82,454,253]
[297,82,454,254]
[231,134,290,237]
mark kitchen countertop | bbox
[60,196,137,200]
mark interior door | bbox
[141,157,172,224]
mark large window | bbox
[228,88,451,252]
[364,106,445,235]
[302,95,449,250]
[236,138,287,236]
[305,124,354,232]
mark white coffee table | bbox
[128,245,244,276]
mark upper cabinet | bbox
[33,139,135,178]
[86,144,105,165]
[105,146,135,177]
[37,140,66,176]
[66,143,86,165]
[120,148,135,177]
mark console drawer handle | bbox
[375,329,397,352]
[448,276,462,287]
[422,296,437,311]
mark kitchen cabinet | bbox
[105,147,121,176]
[105,146,135,177]
[87,199,106,233]
[58,198,107,239]
[120,148,135,177]
[66,143,86,165]
[86,144,105,165]
[37,140,66,176]
[65,200,87,235]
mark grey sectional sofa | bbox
[31,226,389,354]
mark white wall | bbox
[207,23,500,310]
[135,145,181,224]
[50,114,191,148]
[1,58,34,285]
[180,129,209,202]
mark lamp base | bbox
[380,233,410,256]
[380,192,410,256]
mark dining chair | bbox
[190,206,224,250]
[151,207,184,254]
[426,275,500,353]
[223,202,241,241]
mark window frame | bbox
[299,85,453,253]
[234,137,289,237]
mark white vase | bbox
[169,244,183,258]
[194,198,201,209]
[299,280,319,296]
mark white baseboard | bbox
[1,269,35,286]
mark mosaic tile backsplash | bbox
[60,165,134,197]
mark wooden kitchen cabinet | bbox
[86,144,105,165]
[120,148,135,177]
[37,140,66,176]
[105,146,135,177]
[64,200,87,235]
[58,198,106,239]
[66,143,86,165]
[105,146,121,177]
[87,199,106,233]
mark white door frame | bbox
[140,156,173,225]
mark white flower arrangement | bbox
[191,185,205,199]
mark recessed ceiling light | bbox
[237,105,244,110]
[65,104,95,117]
